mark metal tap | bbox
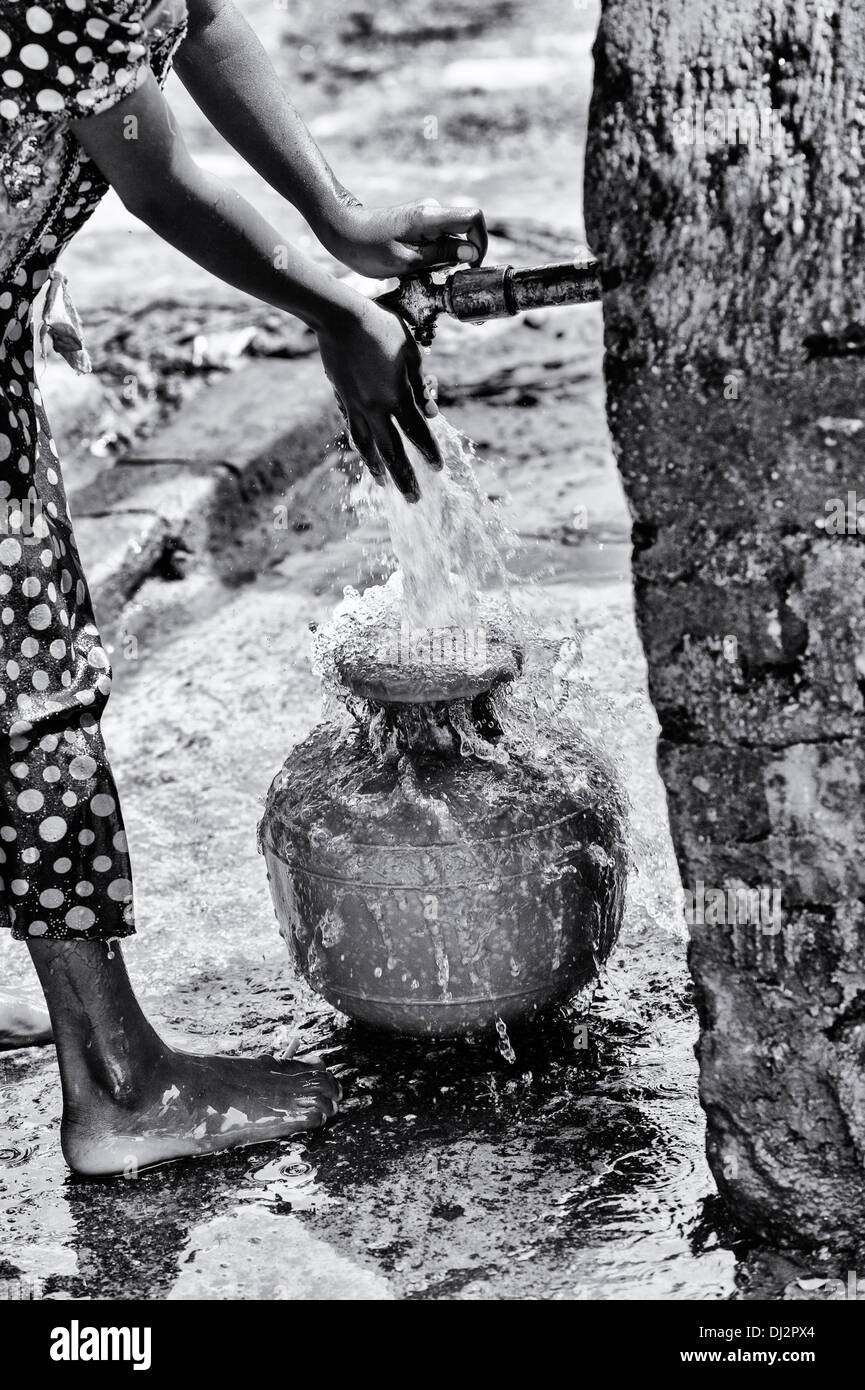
[376,255,621,345]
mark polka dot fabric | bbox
[0,3,186,941]
[0,295,135,939]
[0,2,152,125]
[1,3,187,273]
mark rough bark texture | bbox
[585,0,865,1251]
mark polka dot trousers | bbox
[0,280,135,942]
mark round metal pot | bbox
[260,717,627,1036]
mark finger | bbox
[370,412,420,501]
[348,414,386,486]
[464,207,488,265]
[407,205,488,263]
[380,240,422,271]
[385,418,424,499]
[401,357,435,419]
[391,309,427,373]
[411,234,481,268]
[404,203,481,237]
[396,384,442,469]
[395,323,439,417]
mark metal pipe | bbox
[376,256,621,344]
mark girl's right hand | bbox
[71,74,441,505]
[316,298,441,501]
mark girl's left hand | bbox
[322,198,488,279]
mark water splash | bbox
[248,1151,337,1212]
[362,418,518,630]
[270,1024,302,1061]
[495,1015,517,1065]
[311,416,633,788]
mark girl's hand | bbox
[323,199,488,279]
[317,298,441,501]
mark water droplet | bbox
[495,1014,516,1064]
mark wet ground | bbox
[0,0,818,1301]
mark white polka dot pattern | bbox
[0,2,188,941]
[1,2,160,128]
[0,3,188,282]
[0,382,136,941]
[0,361,136,939]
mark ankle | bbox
[64,1027,168,1113]
[26,938,168,1113]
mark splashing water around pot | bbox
[259,416,629,1038]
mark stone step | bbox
[70,357,339,627]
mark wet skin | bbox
[27,940,340,1177]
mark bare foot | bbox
[0,995,54,1050]
[61,1047,341,1177]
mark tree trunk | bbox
[585,0,865,1251]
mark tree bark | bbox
[585,0,865,1251]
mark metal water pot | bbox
[259,675,627,1036]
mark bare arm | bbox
[74,70,352,332]
[174,0,354,241]
[71,73,440,499]
[174,0,487,277]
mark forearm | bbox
[72,81,359,334]
[132,166,358,332]
[68,63,441,497]
[175,0,355,242]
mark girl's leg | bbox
[0,323,338,1172]
[28,937,339,1176]
[0,991,52,1049]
